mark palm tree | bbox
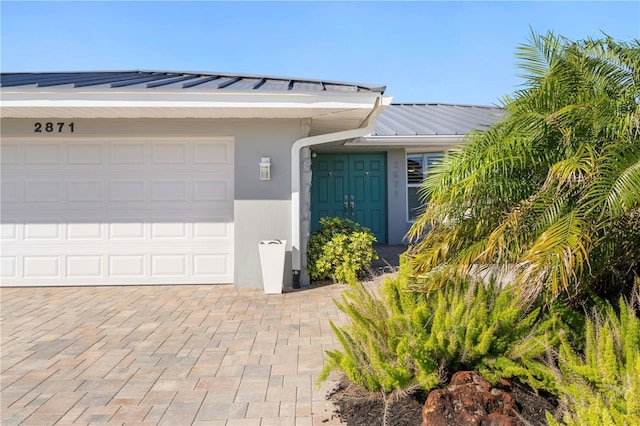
[407,31,640,303]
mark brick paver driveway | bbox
[1,284,351,425]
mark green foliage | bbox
[306,217,377,285]
[319,265,565,394]
[546,289,640,425]
[407,31,640,303]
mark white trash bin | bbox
[258,239,287,294]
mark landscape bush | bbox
[547,289,640,426]
[318,261,571,394]
[306,217,377,285]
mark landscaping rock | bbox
[421,371,520,426]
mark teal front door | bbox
[310,153,387,243]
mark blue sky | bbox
[1,1,638,105]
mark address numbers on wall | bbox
[34,122,75,133]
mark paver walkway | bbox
[1,283,356,425]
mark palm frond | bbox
[407,31,640,302]
[517,212,592,300]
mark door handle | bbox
[350,201,354,216]
[344,201,348,216]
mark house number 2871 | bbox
[34,122,75,133]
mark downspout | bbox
[290,96,388,286]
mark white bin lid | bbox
[260,240,285,244]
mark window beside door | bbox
[407,152,445,221]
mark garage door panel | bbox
[109,221,146,240]
[193,179,230,201]
[108,255,146,278]
[194,142,231,164]
[1,137,234,286]
[2,218,234,242]
[194,221,232,239]
[68,180,104,202]
[68,143,104,164]
[25,181,61,202]
[110,143,146,164]
[25,143,61,165]
[151,180,188,201]
[151,221,188,239]
[24,221,62,240]
[67,255,103,278]
[67,221,104,240]
[23,256,60,279]
[1,251,234,285]
[194,253,231,277]
[151,254,187,277]
[152,143,187,164]
[12,143,235,170]
[1,257,17,279]
[1,144,20,165]
[4,175,233,205]
[1,181,20,203]
[109,180,147,202]
[1,222,18,240]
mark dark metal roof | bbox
[374,103,503,136]
[0,70,386,93]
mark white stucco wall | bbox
[386,149,411,244]
[230,119,307,288]
[299,146,312,286]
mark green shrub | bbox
[546,290,640,426]
[319,261,564,394]
[306,217,377,285]
[318,267,421,392]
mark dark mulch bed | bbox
[328,375,559,426]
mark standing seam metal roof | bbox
[1,72,503,136]
[0,70,386,93]
[374,103,503,136]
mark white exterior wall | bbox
[230,119,305,288]
[386,149,410,244]
[299,147,312,286]
[1,118,308,289]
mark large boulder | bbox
[422,371,519,426]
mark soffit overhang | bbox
[0,89,385,135]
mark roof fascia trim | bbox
[1,91,383,109]
[349,134,467,145]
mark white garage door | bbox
[1,137,234,286]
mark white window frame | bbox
[406,151,446,222]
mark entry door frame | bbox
[310,152,387,243]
